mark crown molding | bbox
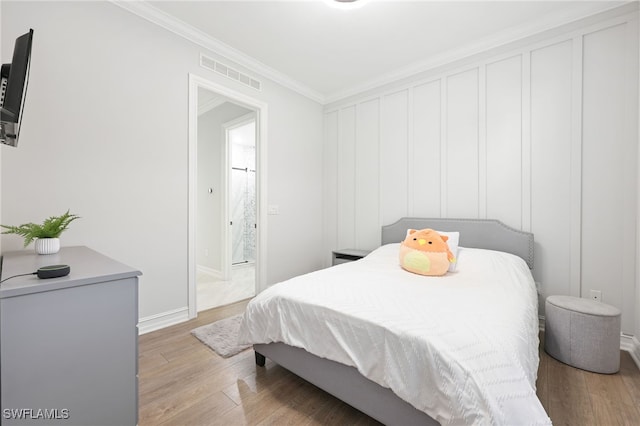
[110,0,325,104]
[111,1,634,106]
[324,1,636,104]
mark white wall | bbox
[1,1,324,325]
[324,7,639,335]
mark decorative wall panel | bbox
[323,15,638,333]
[582,23,637,332]
[530,40,574,306]
[485,55,523,228]
[380,90,409,226]
[445,68,479,218]
[355,99,381,249]
[337,106,356,248]
[412,80,441,218]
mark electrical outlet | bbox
[590,290,602,302]
[204,249,209,257]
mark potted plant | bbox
[1,210,80,254]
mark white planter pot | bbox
[35,238,60,255]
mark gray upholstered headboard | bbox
[381,217,534,269]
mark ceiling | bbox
[143,0,627,103]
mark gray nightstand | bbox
[332,249,372,266]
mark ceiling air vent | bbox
[200,54,262,91]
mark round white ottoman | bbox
[545,295,621,374]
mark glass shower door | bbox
[229,121,256,265]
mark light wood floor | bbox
[139,299,640,425]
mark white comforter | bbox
[238,244,551,425]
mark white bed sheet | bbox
[238,244,551,425]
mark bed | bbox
[238,218,551,425]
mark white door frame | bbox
[188,73,268,319]
[222,113,256,281]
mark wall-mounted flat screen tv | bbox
[1,29,34,147]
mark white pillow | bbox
[405,229,459,272]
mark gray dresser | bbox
[0,246,141,425]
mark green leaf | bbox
[1,210,80,247]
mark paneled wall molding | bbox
[111,0,637,110]
[407,89,416,217]
[521,51,532,233]
[322,111,339,265]
[324,8,639,113]
[439,79,448,219]
[570,35,584,299]
[620,17,640,338]
[324,3,637,105]
[355,99,380,250]
[478,65,487,220]
[324,9,639,335]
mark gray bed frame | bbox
[253,218,534,425]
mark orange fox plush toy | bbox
[399,228,455,276]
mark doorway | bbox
[188,74,267,318]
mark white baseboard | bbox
[621,334,640,369]
[138,306,189,335]
[541,315,640,370]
